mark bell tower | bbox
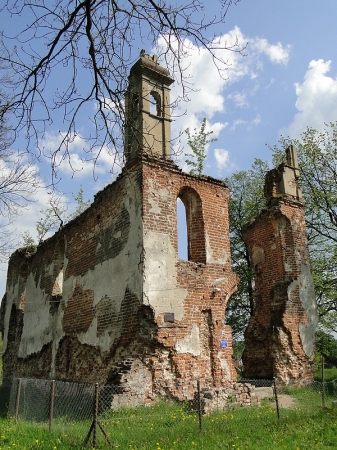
[124,52,174,162]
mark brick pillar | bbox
[242,148,318,382]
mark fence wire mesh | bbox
[0,376,337,449]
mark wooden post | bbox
[15,378,22,423]
[49,380,55,431]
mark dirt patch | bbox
[255,387,297,409]
[274,394,297,409]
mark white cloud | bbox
[228,91,249,108]
[214,148,230,172]
[231,119,247,130]
[251,38,291,65]
[252,114,261,126]
[155,27,290,148]
[284,59,337,137]
[41,131,122,177]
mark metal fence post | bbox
[49,380,55,431]
[15,378,22,423]
[93,383,99,447]
[322,355,326,408]
[273,378,280,420]
[84,383,112,448]
[197,380,203,431]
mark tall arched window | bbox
[149,91,162,117]
[177,187,206,264]
[177,198,188,260]
[132,93,140,116]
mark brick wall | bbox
[1,155,238,401]
[140,156,238,399]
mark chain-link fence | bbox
[1,376,337,448]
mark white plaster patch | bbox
[18,272,53,357]
[219,353,231,381]
[147,180,170,215]
[288,264,318,356]
[205,233,228,264]
[175,323,200,356]
[251,244,265,266]
[143,231,187,320]
[147,196,161,214]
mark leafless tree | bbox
[0,0,244,181]
[0,82,40,262]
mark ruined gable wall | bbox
[2,155,239,401]
[141,157,238,400]
[242,195,318,382]
[2,161,145,383]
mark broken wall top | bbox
[264,145,302,207]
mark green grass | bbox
[316,366,337,382]
[0,334,2,381]
[1,395,337,449]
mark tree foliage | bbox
[315,330,337,360]
[0,0,243,180]
[184,118,217,176]
[269,123,337,246]
[225,159,270,340]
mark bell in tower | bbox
[124,52,174,162]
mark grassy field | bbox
[0,393,337,450]
[0,351,336,449]
[316,366,337,382]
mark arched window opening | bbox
[133,93,140,116]
[50,244,64,314]
[150,91,162,117]
[177,198,188,260]
[177,187,206,264]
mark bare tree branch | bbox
[0,0,244,182]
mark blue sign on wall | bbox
[220,340,228,348]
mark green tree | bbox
[269,123,337,246]
[225,159,270,340]
[315,330,337,360]
[67,186,91,222]
[184,118,217,176]
[0,332,2,380]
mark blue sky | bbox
[1,0,337,293]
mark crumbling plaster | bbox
[2,165,145,380]
[143,231,187,321]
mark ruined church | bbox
[0,54,318,402]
